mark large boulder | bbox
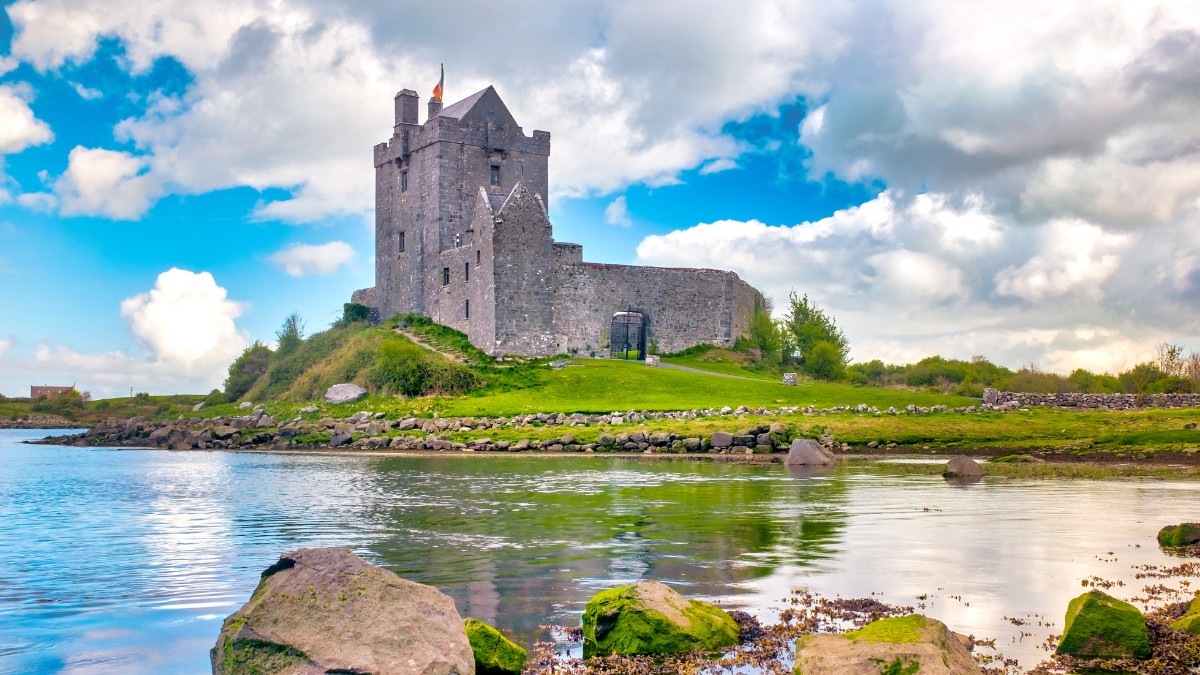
[793,614,980,675]
[1158,523,1200,548]
[1056,589,1150,660]
[324,383,367,404]
[581,580,739,657]
[943,455,985,477]
[464,618,527,674]
[211,548,473,674]
[1170,595,1200,634]
[785,439,837,466]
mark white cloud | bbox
[118,268,247,375]
[0,269,248,397]
[604,196,632,227]
[0,84,53,154]
[54,146,160,219]
[71,82,102,100]
[699,158,738,175]
[0,56,16,76]
[268,241,356,277]
[17,191,56,212]
[994,220,1130,302]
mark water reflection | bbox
[2,431,1199,673]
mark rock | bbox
[1170,595,1200,634]
[324,383,367,404]
[238,401,253,409]
[299,405,319,414]
[782,372,798,386]
[464,618,527,675]
[793,614,980,675]
[1056,589,1150,660]
[943,455,985,477]
[211,548,473,675]
[212,425,240,440]
[645,355,660,366]
[255,415,276,428]
[549,359,569,369]
[582,580,739,657]
[193,402,205,412]
[785,439,837,466]
[329,429,352,447]
[711,431,734,448]
[1158,523,1200,547]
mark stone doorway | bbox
[609,311,646,360]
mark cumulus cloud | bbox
[119,268,247,375]
[604,196,632,227]
[268,241,356,277]
[0,269,248,396]
[17,191,56,212]
[54,146,160,219]
[71,82,102,100]
[636,190,1200,373]
[0,84,53,154]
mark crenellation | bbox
[360,83,764,358]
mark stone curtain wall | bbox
[983,388,1200,410]
[552,262,753,355]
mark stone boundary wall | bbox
[983,387,1200,410]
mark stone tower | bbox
[370,86,551,341]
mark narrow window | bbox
[442,267,450,286]
[476,250,481,264]
[490,165,500,186]
[465,299,470,319]
[465,262,470,281]
[397,231,405,253]
[400,170,408,192]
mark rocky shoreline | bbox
[1,415,79,429]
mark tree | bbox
[223,341,273,401]
[1156,342,1185,377]
[276,312,305,356]
[780,292,849,377]
[745,296,781,362]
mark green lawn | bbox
[659,355,777,380]
[435,358,975,417]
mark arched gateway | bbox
[609,311,647,360]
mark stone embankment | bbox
[33,400,991,454]
[0,415,77,429]
[984,387,1200,410]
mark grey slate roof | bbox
[434,87,492,120]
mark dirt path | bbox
[656,361,784,383]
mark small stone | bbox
[464,618,527,675]
[785,439,837,466]
[710,431,734,448]
[324,383,367,404]
[943,456,985,477]
[1056,589,1150,660]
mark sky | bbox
[1,1,1200,398]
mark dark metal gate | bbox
[609,311,646,360]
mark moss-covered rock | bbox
[1169,595,1200,634]
[464,618,527,675]
[1056,589,1150,659]
[581,580,739,657]
[792,614,981,674]
[1157,523,1200,548]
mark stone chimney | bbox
[394,89,418,126]
[428,97,442,119]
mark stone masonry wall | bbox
[983,388,1200,410]
[552,262,762,355]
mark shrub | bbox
[803,340,845,380]
[223,342,273,401]
[340,302,371,326]
[367,337,478,396]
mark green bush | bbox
[340,302,371,326]
[803,340,845,380]
[223,341,273,401]
[367,337,478,396]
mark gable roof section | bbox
[435,86,517,127]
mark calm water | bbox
[2,429,1199,673]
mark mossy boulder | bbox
[1056,589,1150,660]
[792,614,980,674]
[1169,595,1200,634]
[1157,523,1200,548]
[464,618,527,674]
[211,548,473,674]
[581,580,739,657]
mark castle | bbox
[352,85,764,358]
